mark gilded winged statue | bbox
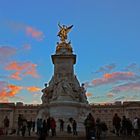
[57,23,73,42]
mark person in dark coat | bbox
[50,117,56,136]
[3,116,9,135]
[27,120,32,136]
[84,113,95,140]
[72,120,77,135]
[121,116,127,135]
[59,119,64,132]
[112,113,121,136]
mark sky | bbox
[0,0,140,104]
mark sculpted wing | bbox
[66,25,73,33]
[58,23,62,29]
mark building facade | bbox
[0,101,140,130]
[0,102,40,129]
[91,101,140,130]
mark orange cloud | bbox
[104,72,134,79]
[5,61,39,80]
[0,83,23,102]
[26,26,44,41]
[26,86,41,92]
[7,84,23,96]
[0,81,42,102]
[86,92,92,97]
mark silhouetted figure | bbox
[101,121,108,138]
[17,114,23,135]
[121,116,127,135]
[84,113,95,140]
[3,116,9,135]
[37,119,42,135]
[72,120,77,135]
[21,118,27,137]
[67,124,72,134]
[59,119,64,132]
[38,120,47,140]
[46,117,51,136]
[126,118,133,136]
[32,121,35,132]
[50,117,56,136]
[95,118,102,139]
[112,113,121,136]
[27,120,32,136]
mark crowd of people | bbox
[0,113,140,140]
[0,114,78,139]
[112,113,140,137]
[84,113,140,140]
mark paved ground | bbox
[0,136,139,140]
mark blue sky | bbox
[0,0,140,104]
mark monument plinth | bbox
[38,24,91,133]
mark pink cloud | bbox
[25,26,44,41]
[10,72,21,80]
[5,61,40,80]
[111,82,140,93]
[92,72,137,86]
[7,21,44,41]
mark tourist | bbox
[37,118,42,135]
[27,120,32,136]
[32,121,35,132]
[59,119,64,132]
[3,116,9,135]
[84,113,95,140]
[38,120,47,140]
[126,118,133,136]
[67,124,72,134]
[46,117,51,136]
[72,120,77,136]
[132,117,139,136]
[112,113,121,136]
[121,116,127,135]
[95,118,102,139]
[50,117,56,136]
[17,114,23,136]
[100,121,108,138]
[21,117,27,137]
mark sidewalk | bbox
[0,135,139,140]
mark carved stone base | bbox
[38,101,91,134]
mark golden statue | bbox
[57,23,73,42]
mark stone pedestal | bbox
[37,27,92,134]
[49,101,91,132]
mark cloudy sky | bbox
[0,0,140,104]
